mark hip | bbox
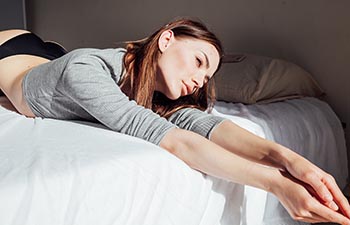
[0,55,50,117]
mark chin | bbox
[166,94,179,100]
[161,83,182,100]
[165,91,181,100]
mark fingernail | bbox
[329,201,338,211]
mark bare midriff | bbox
[0,55,50,117]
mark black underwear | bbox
[0,32,67,60]
[0,32,67,96]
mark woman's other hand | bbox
[283,153,350,219]
[271,170,350,224]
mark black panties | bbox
[0,32,67,60]
[0,32,67,96]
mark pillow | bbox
[214,54,325,104]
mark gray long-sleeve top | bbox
[23,48,226,145]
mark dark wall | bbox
[0,0,26,30]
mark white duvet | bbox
[0,97,347,225]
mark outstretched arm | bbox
[210,120,350,219]
[160,128,350,224]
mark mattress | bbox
[0,96,347,225]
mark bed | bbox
[0,93,347,225]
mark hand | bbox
[284,153,350,219]
[271,170,350,224]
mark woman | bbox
[0,18,349,224]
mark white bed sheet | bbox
[213,97,348,189]
[213,97,348,225]
[0,96,347,225]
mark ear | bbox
[158,30,174,53]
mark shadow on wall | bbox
[0,0,26,30]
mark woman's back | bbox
[23,48,126,120]
[0,29,66,116]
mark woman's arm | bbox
[168,107,291,169]
[210,120,294,169]
[161,127,275,190]
[210,120,350,219]
[160,128,350,224]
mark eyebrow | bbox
[200,51,210,69]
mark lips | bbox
[182,81,193,96]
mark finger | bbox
[293,210,329,223]
[312,197,350,225]
[294,205,335,223]
[323,176,350,218]
[303,179,339,211]
[307,172,350,218]
[301,171,333,202]
[305,171,333,203]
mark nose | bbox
[191,70,206,88]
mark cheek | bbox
[164,51,188,79]
[170,49,187,69]
[160,48,194,87]
[174,53,194,78]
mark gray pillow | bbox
[214,54,325,104]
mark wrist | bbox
[267,142,297,170]
[264,168,287,195]
[244,164,282,193]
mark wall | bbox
[25,0,350,178]
[0,0,26,30]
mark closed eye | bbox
[196,57,202,67]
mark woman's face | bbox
[156,30,220,100]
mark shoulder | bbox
[67,48,126,62]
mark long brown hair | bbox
[119,17,223,118]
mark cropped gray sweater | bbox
[23,48,226,145]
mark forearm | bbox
[210,120,299,170]
[160,128,277,191]
[160,128,350,224]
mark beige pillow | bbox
[214,54,325,104]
